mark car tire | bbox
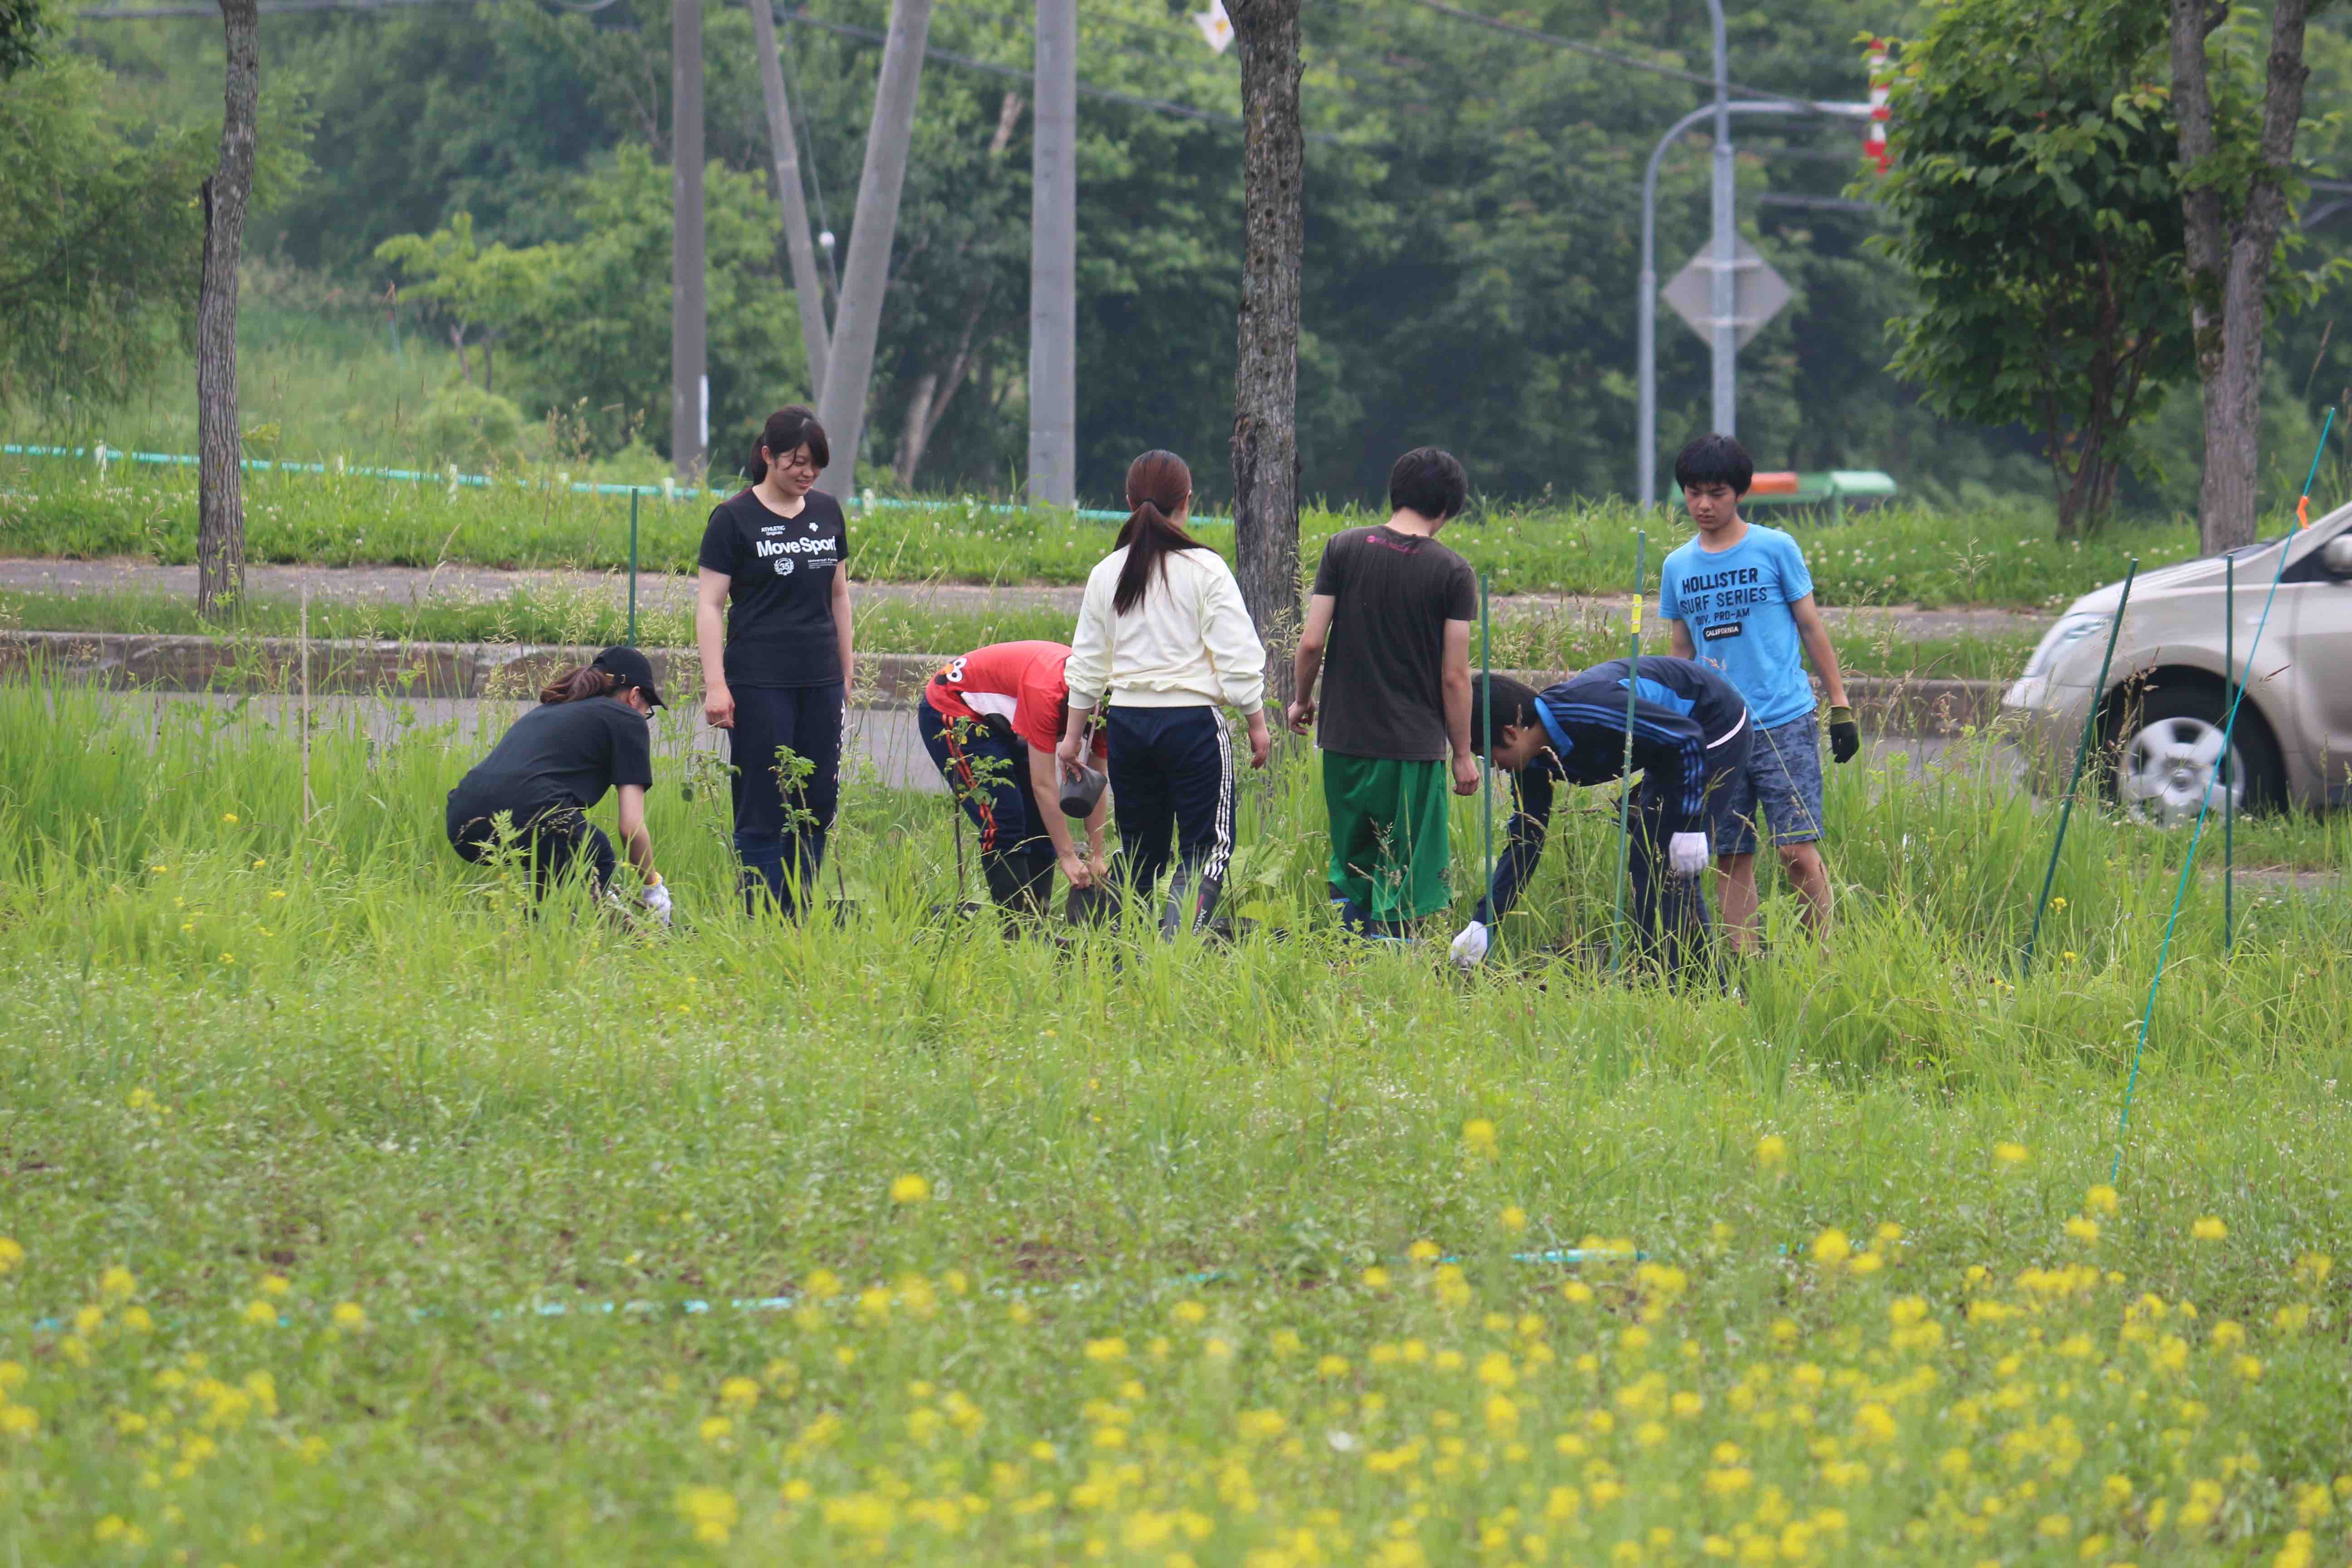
[2107,681,2287,825]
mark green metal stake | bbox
[2115,404,2321,1184]
[2222,553,2234,953]
[1480,572,1494,935]
[2020,558,2136,980]
[1607,531,1647,975]
[627,489,641,647]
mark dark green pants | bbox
[1322,752,1452,923]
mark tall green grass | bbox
[2,673,2345,1564]
[1,451,2195,605]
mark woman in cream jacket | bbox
[1057,450,1269,935]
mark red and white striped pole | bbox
[1865,37,1891,174]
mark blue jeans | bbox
[730,682,844,916]
[1710,713,1826,857]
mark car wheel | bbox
[2110,683,2286,825]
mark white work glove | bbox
[641,882,673,927]
[1450,920,1490,969]
[1666,832,1710,878]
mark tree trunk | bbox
[746,0,830,400]
[895,371,940,487]
[1227,0,1304,703]
[450,323,472,385]
[196,0,258,621]
[814,0,935,499]
[2171,0,2313,554]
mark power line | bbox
[72,0,1343,143]
[1304,0,1818,106]
[1757,191,1876,213]
[82,0,476,16]
[783,10,1352,145]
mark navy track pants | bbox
[729,682,844,916]
[1104,704,1234,935]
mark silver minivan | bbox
[2002,506,2352,821]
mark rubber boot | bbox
[980,852,1029,920]
[740,856,787,918]
[1010,848,1058,924]
[1160,862,1224,938]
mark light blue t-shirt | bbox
[1656,523,1818,730]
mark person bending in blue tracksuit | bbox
[1449,656,1751,976]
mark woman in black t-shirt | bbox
[446,645,673,923]
[695,405,854,916]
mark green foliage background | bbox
[21,0,2352,514]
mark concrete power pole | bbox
[671,0,707,480]
[1027,0,1077,506]
[816,0,936,499]
[1706,0,1734,438]
[747,0,831,400]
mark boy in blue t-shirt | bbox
[1655,434,1859,951]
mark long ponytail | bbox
[1112,449,1206,616]
[539,665,621,705]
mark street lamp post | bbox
[1635,98,1870,508]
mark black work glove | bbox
[1828,705,1860,765]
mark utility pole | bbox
[1028,0,1078,506]
[1706,0,1734,438]
[671,0,707,481]
[816,0,936,499]
[748,0,830,400]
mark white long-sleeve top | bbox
[1064,544,1267,712]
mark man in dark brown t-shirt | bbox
[1286,447,1481,936]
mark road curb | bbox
[0,631,2005,734]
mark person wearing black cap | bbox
[446,646,674,924]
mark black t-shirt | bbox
[446,696,655,834]
[696,488,849,687]
[1308,524,1478,760]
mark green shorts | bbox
[1322,753,1453,923]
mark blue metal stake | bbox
[2114,407,2331,1181]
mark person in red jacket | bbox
[917,641,1109,920]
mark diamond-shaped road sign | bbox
[1661,238,1792,349]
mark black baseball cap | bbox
[592,645,667,707]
